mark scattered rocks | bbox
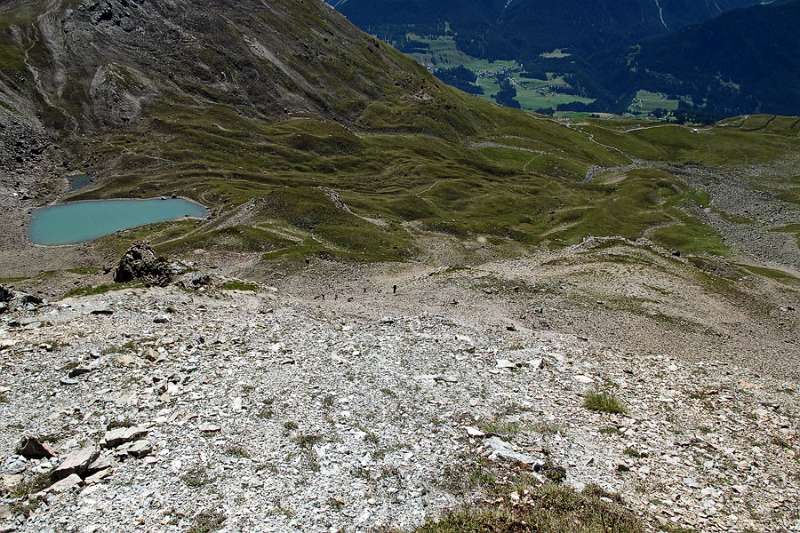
[124,440,153,458]
[85,468,112,485]
[485,437,543,467]
[0,474,23,492]
[0,280,797,532]
[15,437,55,460]
[47,473,82,494]
[53,447,99,480]
[495,359,519,370]
[3,456,27,475]
[178,273,212,290]
[0,340,16,352]
[465,426,486,438]
[102,426,148,448]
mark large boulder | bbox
[114,242,173,286]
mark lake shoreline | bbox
[28,197,211,247]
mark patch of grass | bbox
[64,282,143,298]
[583,392,627,415]
[623,447,649,459]
[532,422,563,435]
[224,445,251,458]
[220,280,259,292]
[181,465,211,488]
[188,510,226,533]
[478,419,522,436]
[740,264,800,286]
[9,473,52,500]
[295,433,322,449]
[659,524,698,533]
[651,220,730,256]
[415,483,644,533]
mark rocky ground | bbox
[676,161,800,271]
[0,107,101,281]
[1,241,799,532]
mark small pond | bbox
[66,174,94,192]
[29,198,208,246]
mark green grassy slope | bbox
[2,1,799,264]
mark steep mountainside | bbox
[333,0,800,118]
[0,0,466,132]
[335,0,761,57]
[592,0,800,119]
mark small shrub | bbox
[295,433,322,449]
[623,447,648,459]
[188,510,226,533]
[182,465,211,488]
[10,473,52,499]
[583,392,627,415]
[224,445,250,458]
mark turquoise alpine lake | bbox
[29,198,209,246]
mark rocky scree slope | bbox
[0,278,798,532]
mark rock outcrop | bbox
[113,242,173,286]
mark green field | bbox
[403,33,594,113]
[627,90,682,116]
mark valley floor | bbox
[1,241,799,532]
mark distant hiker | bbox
[393,285,397,295]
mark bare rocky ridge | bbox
[1,240,798,532]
